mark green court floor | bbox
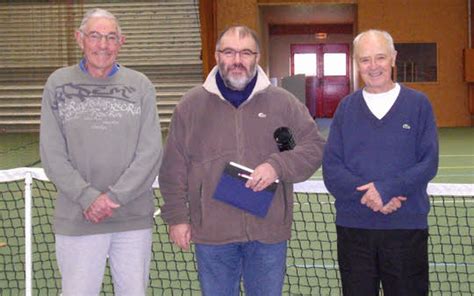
[436,128,474,183]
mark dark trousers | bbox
[336,226,429,296]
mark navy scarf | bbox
[216,70,258,108]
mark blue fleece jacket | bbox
[322,85,439,229]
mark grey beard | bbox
[224,76,248,91]
[223,66,257,91]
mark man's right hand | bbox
[84,193,120,223]
[169,223,192,251]
[357,182,383,212]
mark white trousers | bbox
[55,228,152,296]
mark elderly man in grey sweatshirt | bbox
[40,8,162,296]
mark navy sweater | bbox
[322,85,439,229]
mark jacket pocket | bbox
[281,182,293,225]
[188,178,203,227]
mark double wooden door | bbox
[291,43,350,118]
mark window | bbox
[395,43,437,82]
[324,53,346,76]
[294,53,317,76]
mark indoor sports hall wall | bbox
[202,0,472,127]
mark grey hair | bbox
[78,8,122,35]
[353,29,395,58]
[215,25,260,52]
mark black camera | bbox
[274,127,296,152]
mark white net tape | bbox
[1,167,473,196]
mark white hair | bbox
[353,29,395,58]
[78,8,122,35]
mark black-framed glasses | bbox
[217,48,258,59]
[81,31,120,44]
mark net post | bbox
[24,172,33,296]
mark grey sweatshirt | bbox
[40,64,162,235]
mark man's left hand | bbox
[380,196,407,215]
[245,163,278,192]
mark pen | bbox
[238,173,253,180]
[237,173,280,183]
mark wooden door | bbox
[291,43,350,118]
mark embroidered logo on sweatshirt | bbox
[54,83,141,129]
[258,112,267,118]
[402,123,411,130]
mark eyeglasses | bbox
[81,31,120,44]
[217,48,258,59]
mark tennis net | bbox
[0,168,472,295]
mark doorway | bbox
[291,43,350,118]
[260,3,355,118]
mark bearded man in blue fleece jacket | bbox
[323,29,438,296]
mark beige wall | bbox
[357,0,470,126]
[217,0,258,33]
[214,0,472,126]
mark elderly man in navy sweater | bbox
[323,29,438,296]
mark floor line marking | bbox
[439,155,474,157]
[438,166,474,169]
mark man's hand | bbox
[380,196,407,215]
[84,193,120,223]
[357,182,383,212]
[169,223,192,251]
[245,163,278,192]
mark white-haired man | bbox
[323,29,439,296]
[40,8,162,295]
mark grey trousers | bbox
[55,228,152,296]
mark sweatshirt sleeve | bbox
[158,106,190,225]
[105,82,163,205]
[40,85,101,209]
[374,98,439,202]
[266,96,326,183]
[322,100,367,200]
